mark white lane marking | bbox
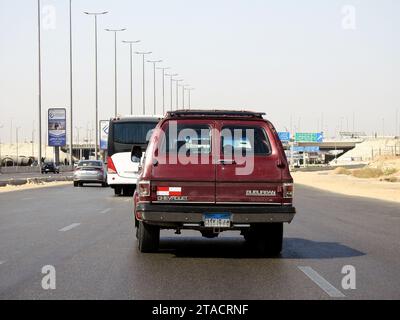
[22,198,34,201]
[125,198,131,202]
[0,261,5,265]
[298,266,345,298]
[59,223,81,232]
[100,208,111,214]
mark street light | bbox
[147,60,162,115]
[16,127,21,167]
[179,84,189,109]
[75,126,83,160]
[172,79,183,110]
[157,67,170,115]
[84,11,108,161]
[122,40,141,115]
[105,28,126,117]
[135,51,152,115]
[165,73,178,111]
[37,0,43,169]
[0,124,3,169]
[69,0,73,167]
[185,88,195,109]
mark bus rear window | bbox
[113,122,156,144]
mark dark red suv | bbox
[133,110,296,255]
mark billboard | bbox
[48,108,67,147]
[100,120,109,150]
[295,132,323,143]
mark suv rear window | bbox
[161,124,211,155]
[221,126,271,155]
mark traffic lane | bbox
[0,184,133,297]
[0,184,399,299]
[291,185,400,299]
[2,229,328,300]
[0,185,327,300]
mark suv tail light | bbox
[283,183,294,198]
[107,156,117,174]
[138,181,151,197]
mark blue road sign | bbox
[278,132,291,142]
[292,146,320,153]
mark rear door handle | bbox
[218,159,236,165]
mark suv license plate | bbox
[203,213,231,228]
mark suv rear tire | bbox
[245,223,283,256]
[137,221,160,253]
[114,187,122,196]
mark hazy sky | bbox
[0,0,399,144]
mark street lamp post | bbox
[147,60,162,115]
[69,0,73,167]
[84,11,108,161]
[157,67,170,115]
[172,79,183,110]
[16,127,21,167]
[135,51,152,115]
[186,88,195,109]
[0,124,3,169]
[180,84,189,109]
[105,28,126,117]
[165,73,178,111]
[122,40,141,115]
[37,0,42,169]
[75,126,82,160]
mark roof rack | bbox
[167,110,266,119]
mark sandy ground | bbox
[0,181,71,194]
[292,171,400,203]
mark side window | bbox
[160,124,212,155]
[221,126,271,156]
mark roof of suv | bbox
[110,115,163,122]
[166,110,266,119]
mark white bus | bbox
[107,116,162,196]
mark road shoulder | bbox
[292,171,400,204]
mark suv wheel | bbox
[137,221,160,253]
[245,223,283,256]
[114,187,122,196]
[73,181,79,187]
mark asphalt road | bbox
[0,183,399,300]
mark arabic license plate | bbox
[203,213,231,228]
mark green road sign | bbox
[295,132,323,142]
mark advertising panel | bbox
[48,108,67,147]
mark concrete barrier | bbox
[0,176,73,188]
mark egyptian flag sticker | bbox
[157,187,182,196]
